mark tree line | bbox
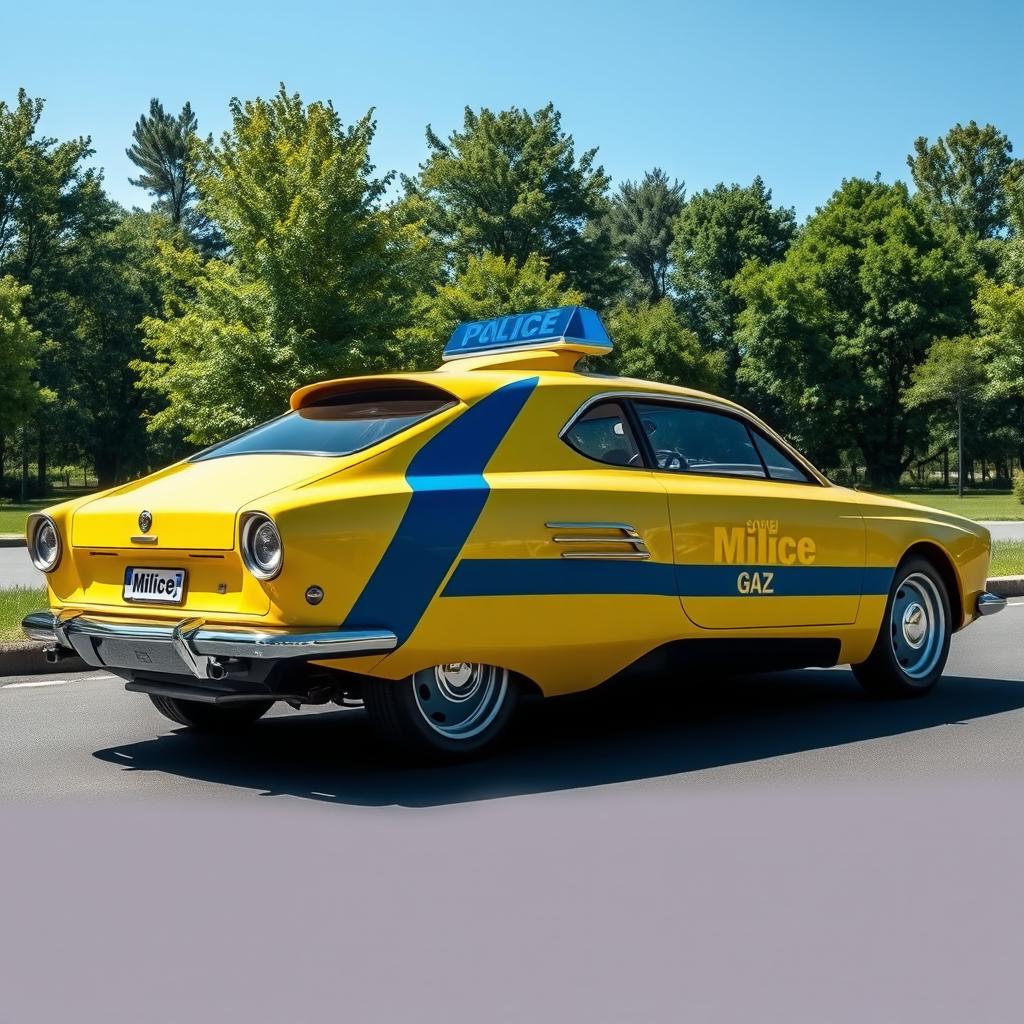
[1,85,1023,493]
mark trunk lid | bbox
[71,454,336,550]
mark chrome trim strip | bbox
[21,610,398,676]
[560,551,651,561]
[976,592,1007,616]
[545,521,643,534]
[545,521,650,559]
[551,536,644,545]
[131,535,159,544]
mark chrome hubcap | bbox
[902,603,926,647]
[890,573,945,681]
[412,663,509,740]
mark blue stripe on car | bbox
[340,376,539,644]
[441,560,894,597]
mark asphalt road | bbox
[0,545,41,588]
[3,604,1024,1021]
[984,520,1024,542]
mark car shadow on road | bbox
[91,669,1024,807]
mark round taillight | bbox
[240,513,283,580]
[29,515,62,573]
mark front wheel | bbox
[853,556,952,698]
[149,694,274,733]
[364,663,517,757]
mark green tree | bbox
[127,100,200,226]
[609,169,684,302]
[908,121,1024,240]
[976,276,1024,400]
[397,252,583,368]
[0,89,110,488]
[735,178,976,488]
[137,86,426,444]
[0,275,39,439]
[406,104,618,304]
[59,211,170,485]
[0,89,107,286]
[670,177,795,389]
[904,335,988,496]
[605,299,723,392]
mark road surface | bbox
[0,545,41,588]
[3,603,1024,1021]
[981,520,1024,541]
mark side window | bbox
[752,430,811,483]
[632,402,765,478]
[563,401,641,467]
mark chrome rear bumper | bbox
[976,592,1007,617]
[22,609,397,680]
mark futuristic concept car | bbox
[23,306,1005,755]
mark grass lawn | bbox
[0,586,46,643]
[0,488,96,535]
[0,501,50,535]
[880,490,1024,521]
[991,540,1024,577]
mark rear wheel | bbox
[853,556,952,698]
[364,663,517,757]
[149,694,274,733]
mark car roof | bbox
[291,360,746,416]
[287,350,827,486]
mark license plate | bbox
[123,567,187,604]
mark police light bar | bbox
[442,306,613,361]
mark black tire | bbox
[149,694,274,733]
[364,663,518,758]
[853,555,952,698]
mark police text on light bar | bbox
[442,306,613,361]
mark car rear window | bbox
[192,385,457,460]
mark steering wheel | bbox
[655,449,687,470]
[628,449,688,469]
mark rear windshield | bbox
[192,385,457,461]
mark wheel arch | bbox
[900,541,964,630]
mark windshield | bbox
[192,385,457,461]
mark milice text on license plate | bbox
[123,567,187,604]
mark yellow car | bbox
[23,306,1004,756]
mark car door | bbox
[628,398,866,629]
[434,395,678,693]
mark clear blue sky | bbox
[6,0,1023,220]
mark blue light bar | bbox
[442,306,613,362]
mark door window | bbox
[563,402,642,467]
[751,430,811,483]
[632,402,765,478]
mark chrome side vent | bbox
[545,522,650,560]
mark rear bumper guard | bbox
[22,609,397,680]
[976,592,1007,617]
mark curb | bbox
[0,536,26,548]
[986,576,1024,598]
[0,641,85,677]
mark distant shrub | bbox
[1013,469,1024,505]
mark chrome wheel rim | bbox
[889,572,945,681]
[412,663,509,740]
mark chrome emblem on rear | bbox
[138,510,153,534]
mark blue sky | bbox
[6,0,1023,220]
